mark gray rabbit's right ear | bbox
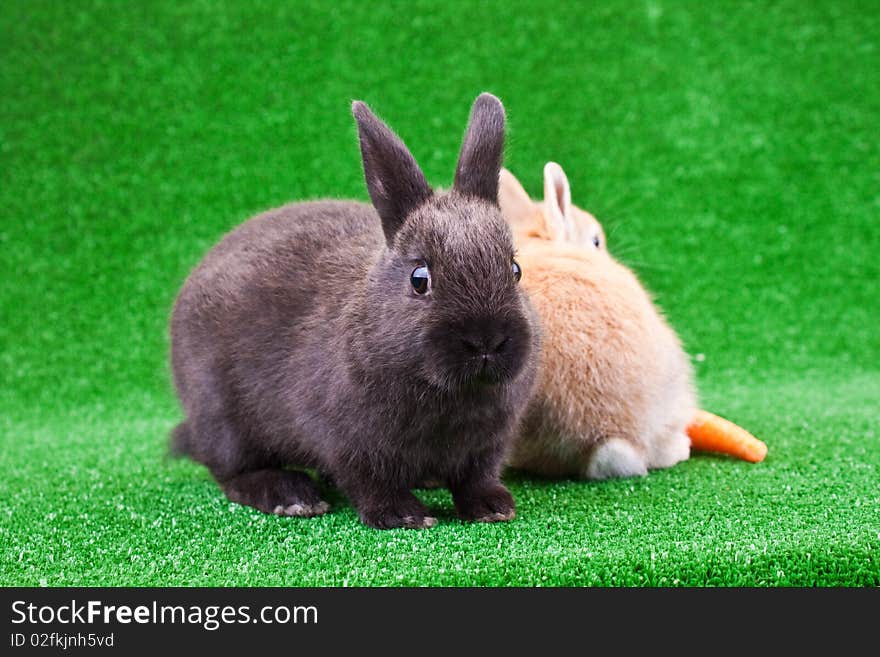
[453,93,506,204]
[352,101,432,244]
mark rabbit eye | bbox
[592,235,601,249]
[410,265,430,294]
[512,260,522,283]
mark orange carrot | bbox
[686,409,768,463]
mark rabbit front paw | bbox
[357,491,438,530]
[453,483,515,523]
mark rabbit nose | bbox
[461,334,510,360]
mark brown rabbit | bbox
[499,163,695,479]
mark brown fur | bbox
[499,164,695,479]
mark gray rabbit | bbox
[170,94,539,529]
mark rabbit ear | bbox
[498,168,536,230]
[352,101,432,244]
[542,161,573,241]
[453,93,506,204]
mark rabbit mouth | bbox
[465,342,517,385]
[471,356,517,386]
[422,327,529,391]
[425,357,520,391]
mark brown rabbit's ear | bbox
[543,161,573,242]
[498,168,537,230]
[454,93,505,204]
[352,101,433,245]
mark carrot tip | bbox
[687,409,768,463]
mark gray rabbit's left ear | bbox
[453,93,506,204]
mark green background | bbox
[2,0,878,586]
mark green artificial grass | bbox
[1,0,878,586]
